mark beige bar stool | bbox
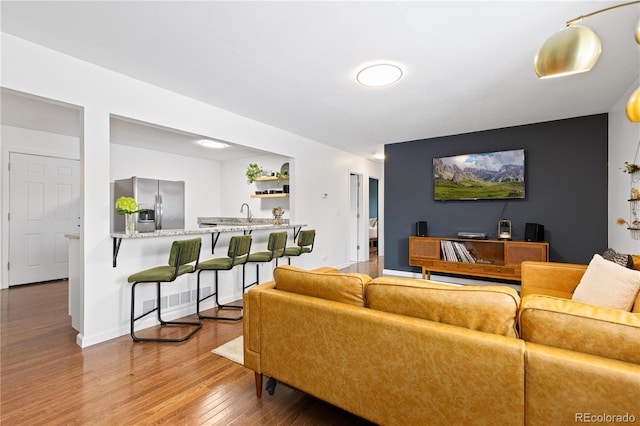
[196,234,252,321]
[127,237,202,343]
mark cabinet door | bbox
[505,242,548,265]
[409,237,439,264]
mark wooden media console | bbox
[409,236,548,281]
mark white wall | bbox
[608,77,640,253]
[1,125,80,157]
[110,143,222,230]
[1,33,383,346]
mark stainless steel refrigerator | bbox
[114,177,185,233]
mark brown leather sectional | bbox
[243,263,640,425]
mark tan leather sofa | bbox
[244,264,640,425]
[519,261,640,425]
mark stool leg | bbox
[255,263,259,287]
[197,269,242,321]
[243,263,259,292]
[197,269,205,317]
[130,281,139,341]
[131,281,202,343]
[215,269,243,310]
[156,281,164,324]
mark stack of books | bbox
[440,240,476,263]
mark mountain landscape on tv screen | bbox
[433,150,525,200]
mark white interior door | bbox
[9,153,80,286]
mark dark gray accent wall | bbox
[384,114,608,274]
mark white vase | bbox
[632,171,640,199]
[125,214,135,236]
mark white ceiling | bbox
[2,1,639,160]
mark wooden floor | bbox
[0,258,382,425]
[339,254,383,277]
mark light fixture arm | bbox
[565,0,640,26]
[534,0,640,121]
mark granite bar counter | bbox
[110,217,306,267]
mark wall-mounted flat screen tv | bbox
[433,149,525,201]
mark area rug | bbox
[211,336,244,365]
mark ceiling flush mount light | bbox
[357,64,403,87]
[533,1,640,122]
[197,139,228,149]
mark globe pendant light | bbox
[627,19,640,122]
[534,25,601,78]
[627,87,640,122]
[533,1,640,122]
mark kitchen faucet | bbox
[240,203,252,222]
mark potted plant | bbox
[246,163,263,184]
[115,196,144,236]
[275,171,288,185]
[624,162,640,173]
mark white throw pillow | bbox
[572,254,640,311]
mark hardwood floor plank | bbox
[1,259,381,425]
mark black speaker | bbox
[416,221,428,237]
[525,223,544,242]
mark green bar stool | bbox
[196,234,252,321]
[127,237,202,343]
[245,231,288,290]
[284,229,316,265]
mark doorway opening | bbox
[369,177,379,258]
[349,172,363,263]
[2,90,82,289]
